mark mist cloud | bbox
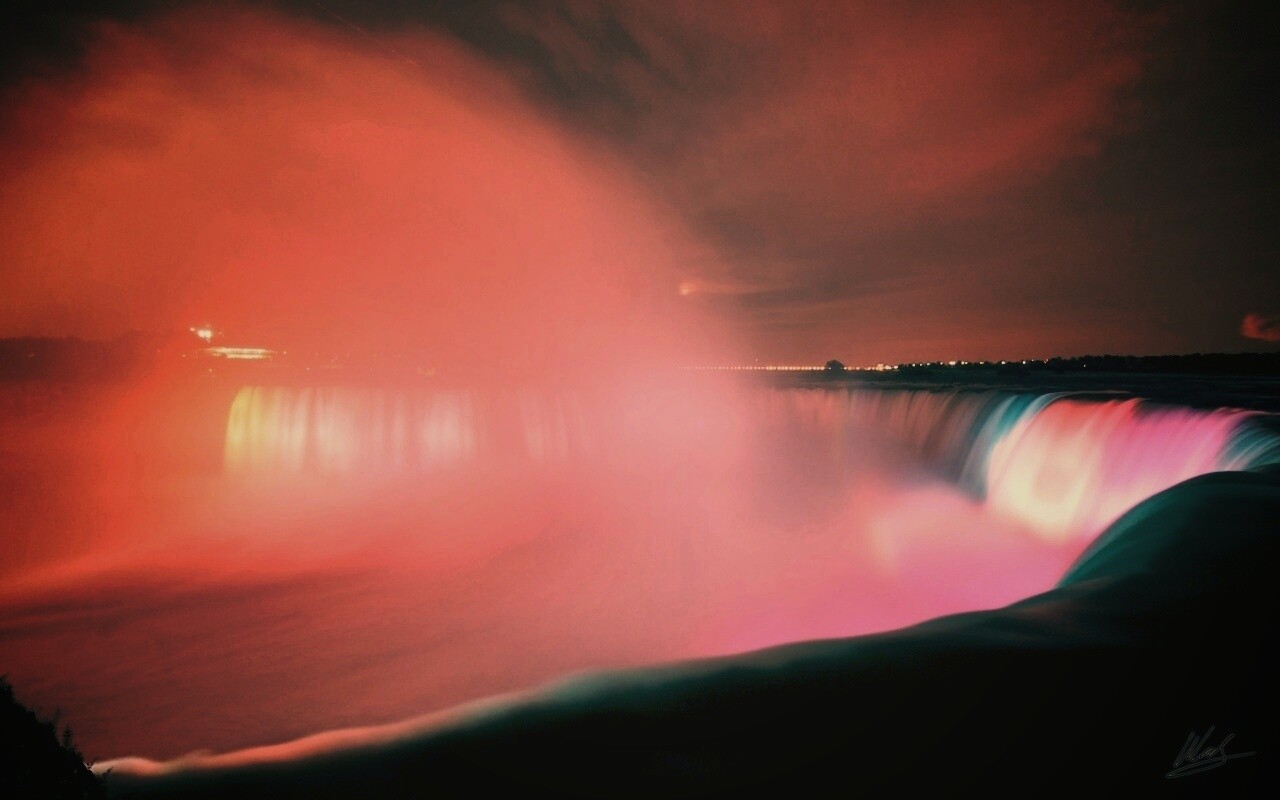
[0,4,731,375]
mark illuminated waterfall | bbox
[983,398,1270,541]
[223,384,1280,542]
[754,387,1279,541]
[224,386,476,473]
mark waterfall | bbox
[983,397,1269,541]
[222,384,1280,543]
[224,386,476,473]
[761,387,1280,541]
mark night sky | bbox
[1,1,1277,365]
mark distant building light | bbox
[202,346,274,361]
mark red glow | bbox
[1241,312,1280,342]
[0,6,730,376]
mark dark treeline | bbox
[1,678,105,799]
[0,334,173,381]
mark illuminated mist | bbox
[0,5,726,375]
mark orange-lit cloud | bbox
[1241,312,1280,342]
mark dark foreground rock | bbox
[1,678,105,799]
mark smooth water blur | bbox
[985,398,1259,541]
[1,377,1276,762]
[767,387,1278,541]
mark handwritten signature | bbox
[1166,726,1256,778]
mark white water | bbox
[224,383,1280,542]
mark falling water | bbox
[750,387,1280,541]
[223,387,477,473]
[223,384,1280,544]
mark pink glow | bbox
[985,398,1246,541]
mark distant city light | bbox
[678,359,1071,371]
[679,363,907,372]
[203,346,274,361]
[681,364,831,371]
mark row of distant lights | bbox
[682,364,895,371]
[684,365,848,371]
[686,359,1043,372]
[902,360,1041,367]
[189,326,1046,371]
